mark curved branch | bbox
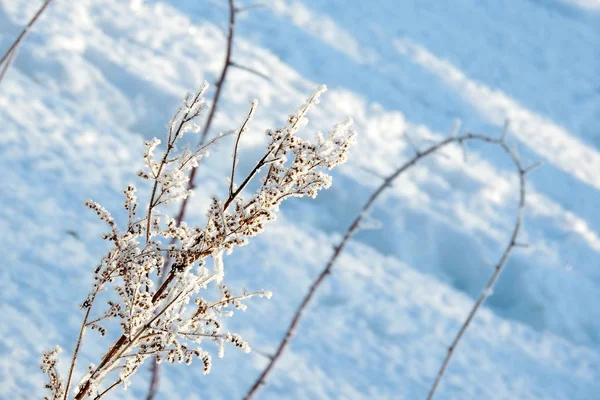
[426,140,531,400]
[0,46,17,86]
[243,132,532,400]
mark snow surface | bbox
[1,0,599,399]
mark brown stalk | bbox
[93,379,120,400]
[0,0,54,87]
[243,132,533,400]
[62,290,99,400]
[229,60,271,82]
[0,47,16,86]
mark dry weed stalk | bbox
[146,1,270,397]
[243,125,538,400]
[0,0,54,87]
[42,83,355,400]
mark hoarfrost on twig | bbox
[43,83,355,400]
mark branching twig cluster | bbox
[243,126,538,400]
[41,83,355,400]
[0,0,54,87]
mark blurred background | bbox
[1,0,599,398]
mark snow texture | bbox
[0,0,599,399]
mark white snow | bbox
[1,0,599,399]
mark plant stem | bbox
[63,299,94,400]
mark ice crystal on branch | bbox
[41,347,65,400]
[42,83,355,399]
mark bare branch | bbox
[223,149,271,210]
[198,0,236,147]
[93,379,121,400]
[243,131,530,400]
[0,0,54,87]
[0,48,16,87]
[523,161,543,175]
[229,100,258,196]
[252,348,275,360]
[63,289,100,400]
[229,60,272,82]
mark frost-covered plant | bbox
[41,83,355,400]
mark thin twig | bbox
[229,60,272,82]
[0,47,16,87]
[229,100,257,196]
[0,0,54,86]
[459,139,468,162]
[93,379,121,400]
[223,149,270,210]
[243,132,532,400]
[198,0,236,147]
[63,289,100,400]
[252,348,274,360]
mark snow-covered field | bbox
[1,0,599,398]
